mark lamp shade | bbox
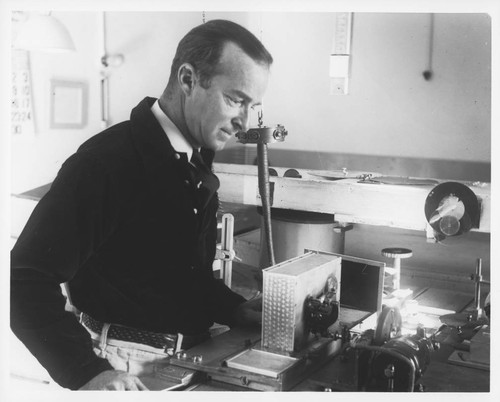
[13,13,75,52]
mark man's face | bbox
[184,42,270,151]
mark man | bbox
[11,19,273,390]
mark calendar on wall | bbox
[11,49,35,135]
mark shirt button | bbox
[193,208,198,214]
[174,153,180,160]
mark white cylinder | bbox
[259,209,345,267]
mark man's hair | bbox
[167,19,273,89]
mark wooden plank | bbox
[13,183,52,201]
[214,163,490,233]
[11,197,38,238]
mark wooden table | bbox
[213,264,490,392]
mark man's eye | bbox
[225,95,243,107]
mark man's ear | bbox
[178,63,197,95]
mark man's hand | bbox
[79,370,148,390]
[233,294,262,327]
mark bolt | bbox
[176,351,187,359]
[384,364,395,378]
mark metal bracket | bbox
[215,248,237,262]
[235,125,288,144]
[332,222,354,233]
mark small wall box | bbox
[50,79,88,129]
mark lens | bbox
[439,215,460,236]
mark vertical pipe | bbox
[257,142,275,267]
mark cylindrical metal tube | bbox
[257,142,275,267]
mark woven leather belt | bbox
[81,313,208,351]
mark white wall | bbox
[260,12,491,163]
[11,12,103,193]
[106,12,492,163]
[11,11,491,194]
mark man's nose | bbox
[232,107,250,132]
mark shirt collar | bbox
[151,99,194,160]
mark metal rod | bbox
[474,258,482,311]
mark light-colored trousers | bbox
[81,320,174,388]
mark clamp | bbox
[218,214,237,288]
[215,248,238,262]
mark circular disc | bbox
[373,307,403,346]
[424,182,480,237]
[381,247,413,258]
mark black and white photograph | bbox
[1,0,498,399]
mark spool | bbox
[424,182,479,237]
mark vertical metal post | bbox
[474,258,482,312]
[221,214,234,288]
[393,258,401,291]
[99,11,109,129]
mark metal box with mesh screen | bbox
[261,251,342,353]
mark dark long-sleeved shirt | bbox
[11,97,246,389]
